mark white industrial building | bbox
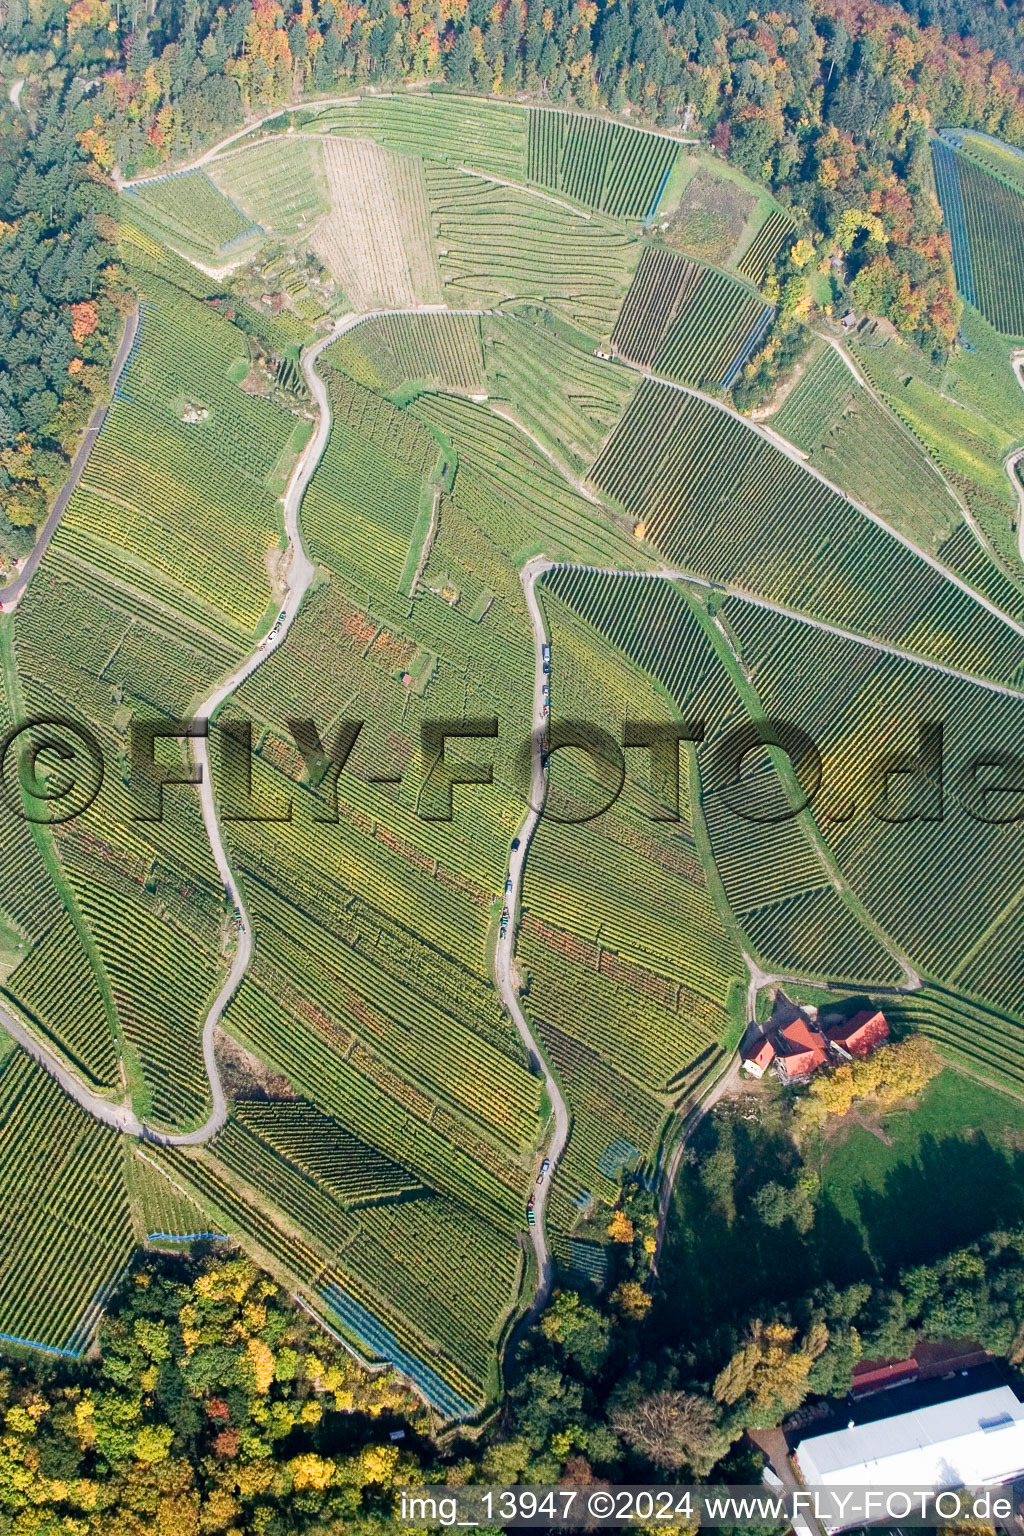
[794,1385,1024,1493]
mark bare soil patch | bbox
[214,1027,298,1101]
[311,138,441,308]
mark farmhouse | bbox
[793,1385,1024,1526]
[774,1018,829,1081]
[742,1038,776,1078]
[741,1001,891,1083]
[849,1355,919,1398]
[827,1008,889,1060]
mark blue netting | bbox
[322,1283,476,1421]
[596,1138,639,1179]
[932,141,977,306]
[569,1240,609,1285]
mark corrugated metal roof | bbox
[796,1386,1024,1489]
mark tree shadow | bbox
[855,1132,1024,1275]
[654,1117,871,1350]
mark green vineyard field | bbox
[772,346,966,552]
[526,108,679,219]
[297,94,529,183]
[426,164,638,338]
[591,377,1024,683]
[612,244,772,387]
[933,140,1024,336]
[736,208,794,284]
[0,1056,133,1355]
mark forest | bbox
[2,0,1024,538]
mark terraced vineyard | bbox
[540,569,902,988]
[771,345,966,551]
[5,924,116,1088]
[850,309,1024,573]
[5,87,1024,1420]
[483,313,637,472]
[208,136,328,235]
[612,244,772,386]
[426,165,638,337]
[296,94,529,182]
[125,170,261,263]
[526,109,679,218]
[522,576,743,1238]
[300,367,440,593]
[326,312,486,393]
[720,599,1024,1011]
[591,377,1024,684]
[64,277,293,633]
[953,130,1024,192]
[234,1100,425,1205]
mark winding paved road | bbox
[7,292,1013,1302]
[493,556,571,1314]
[0,320,342,1142]
[0,310,140,607]
[0,309,571,1312]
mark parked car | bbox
[541,1158,550,1173]
[511,837,520,851]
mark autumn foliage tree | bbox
[713,1318,830,1426]
[610,1388,726,1475]
[794,1034,942,1136]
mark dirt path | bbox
[118,92,699,190]
[8,78,24,111]
[650,1054,742,1275]
[0,319,343,1143]
[488,403,604,505]
[627,361,1024,648]
[555,561,1024,700]
[0,310,487,1142]
[457,166,592,220]
[116,95,360,187]
[821,332,1008,569]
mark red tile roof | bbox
[777,1048,822,1077]
[851,1357,919,1396]
[828,1008,889,1056]
[743,1039,776,1074]
[777,1018,828,1076]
